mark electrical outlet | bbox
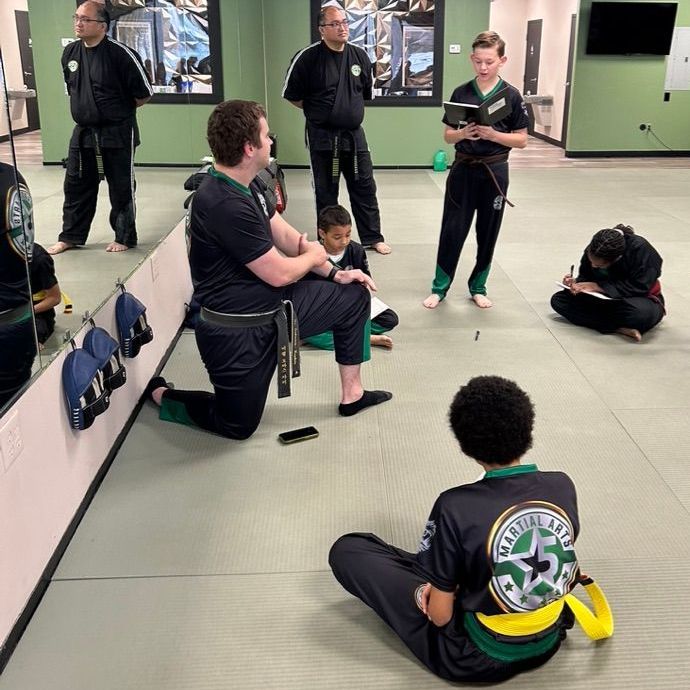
[449,44,461,54]
[0,410,24,471]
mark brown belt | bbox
[453,151,514,208]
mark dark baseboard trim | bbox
[0,127,30,144]
[280,164,439,170]
[566,149,690,158]
[0,326,186,674]
[41,161,200,168]
[531,131,563,148]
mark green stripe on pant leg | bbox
[370,322,390,335]
[159,398,197,427]
[304,331,336,350]
[469,264,491,296]
[362,319,371,362]
[431,265,451,298]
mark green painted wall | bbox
[28,0,266,164]
[568,0,690,153]
[264,0,491,166]
[31,1,686,164]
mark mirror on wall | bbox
[0,47,39,414]
[0,0,201,418]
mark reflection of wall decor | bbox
[105,0,223,104]
[312,0,444,106]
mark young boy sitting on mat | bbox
[304,205,398,350]
[329,375,613,683]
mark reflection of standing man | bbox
[282,6,391,255]
[48,1,153,255]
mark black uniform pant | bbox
[60,143,138,247]
[0,316,37,408]
[309,147,384,247]
[329,533,563,683]
[431,160,508,299]
[34,311,56,345]
[159,280,371,439]
[551,290,665,334]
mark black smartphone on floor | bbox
[278,426,319,444]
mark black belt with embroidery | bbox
[199,302,300,398]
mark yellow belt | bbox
[32,290,73,314]
[477,578,614,641]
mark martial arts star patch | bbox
[417,520,436,553]
[493,195,503,211]
[68,60,79,72]
[351,64,362,77]
[488,501,579,613]
[5,181,34,260]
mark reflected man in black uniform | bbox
[282,5,391,255]
[48,1,153,255]
[0,163,37,408]
[147,100,392,440]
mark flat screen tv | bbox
[586,2,678,55]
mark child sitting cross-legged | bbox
[304,205,398,350]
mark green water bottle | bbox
[433,149,447,172]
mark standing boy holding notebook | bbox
[423,31,529,310]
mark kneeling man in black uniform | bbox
[146,100,391,439]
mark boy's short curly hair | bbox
[448,376,534,465]
[318,205,352,231]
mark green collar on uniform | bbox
[209,166,251,196]
[484,463,537,479]
[472,77,504,101]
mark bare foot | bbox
[371,334,393,349]
[472,294,493,309]
[371,241,392,255]
[47,241,75,255]
[616,327,642,342]
[106,241,130,252]
[423,294,442,309]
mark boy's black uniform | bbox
[431,79,528,299]
[551,233,665,334]
[282,41,385,247]
[29,243,59,344]
[304,241,398,350]
[159,168,372,439]
[330,465,581,683]
[0,164,37,407]
[59,37,152,248]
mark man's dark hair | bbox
[78,1,110,28]
[449,376,534,465]
[318,7,343,26]
[318,205,352,231]
[587,223,634,261]
[207,100,266,167]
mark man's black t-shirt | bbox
[187,169,282,314]
[414,465,580,616]
[282,41,373,151]
[442,79,529,157]
[0,164,33,310]
[62,37,152,147]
